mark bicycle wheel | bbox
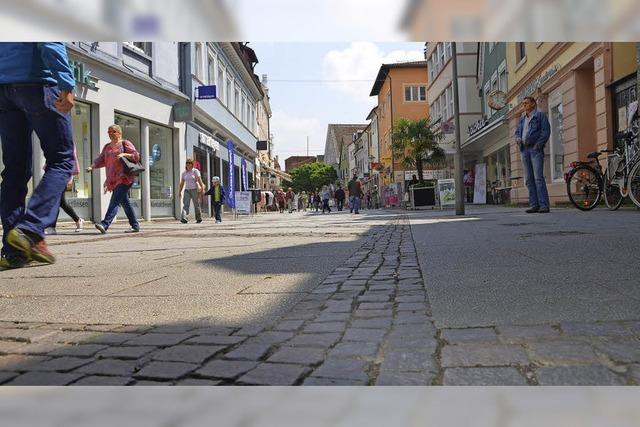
[566,165,601,211]
[628,159,640,208]
[603,168,624,210]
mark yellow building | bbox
[504,42,636,206]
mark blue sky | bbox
[252,42,425,167]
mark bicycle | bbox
[565,129,640,210]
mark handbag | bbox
[120,142,145,175]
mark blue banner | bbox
[227,140,235,208]
[241,158,249,191]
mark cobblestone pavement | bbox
[1,212,638,385]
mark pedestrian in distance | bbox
[86,124,141,234]
[0,42,76,269]
[334,184,346,211]
[515,96,551,213]
[45,145,84,235]
[286,187,295,213]
[300,191,308,212]
[313,191,321,212]
[321,186,331,213]
[178,158,205,224]
[204,176,226,223]
[348,173,363,214]
[276,189,286,213]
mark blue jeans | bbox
[521,146,549,209]
[101,184,139,230]
[0,84,74,256]
[213,201,222,221]
[350,196,361,213]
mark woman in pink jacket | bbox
[86,124,141,234]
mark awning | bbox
[462,118,508,150]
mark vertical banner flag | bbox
[227,140,236,208]
[241,158,249,191]
[473,163,487,204]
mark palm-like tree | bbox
[391,116,446,182]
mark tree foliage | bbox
[391,116,446,182]
[289,162,338,193]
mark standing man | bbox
[204,176,226,223]
[0,43,76,268]
[334,184,346,211]
[515,96,551,213]
[179,158,205,224]
[348,173,363,214]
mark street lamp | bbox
[451,42,465,215]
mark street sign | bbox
[195,85,217,100]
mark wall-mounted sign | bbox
[199,132,220,151]
[173,100,193,122]
[69,60,98,90]
[441,120,455,134]
[468,118,490,137]
[516,64,560,103]
[256,140,268,151]
[195,85,217,100]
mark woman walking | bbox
[321,186,331,214]
[179,158,205,224]
[86,124,140,234]
[45,146,84,234]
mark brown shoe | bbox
[6,228,56,264]
[538,207,550,213]
[525,207,540,213]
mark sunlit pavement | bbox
[0,206,639,385]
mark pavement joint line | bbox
[105,275,169,297]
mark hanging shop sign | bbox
[516,64,560,103]
[173,100,193,122]
[195,85,217,100]
[198,132,220,151]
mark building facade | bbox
[462,42,511,203]
[504,42,620,206]
[369,61,430,193]
[285,156,317,172]
[323,124,367,185]
[182,42,263,213]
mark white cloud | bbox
[322,42,425,105]
[270,111,326,167]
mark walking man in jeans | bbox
[0,43,76,268]
[515,96,551,213]
[348,174,363,214]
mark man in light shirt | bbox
[515,96,551,213]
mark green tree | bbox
[289,162,338,193]
[391,116,446,182]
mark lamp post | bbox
[451,42,465,215]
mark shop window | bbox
[67,101,93,220]
[234,165,241,191]
[149,123,174,217]
[114,113,142,217]
[222,160,230,189]
[549,95,565,181]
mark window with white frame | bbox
[445,42,452,59]
[498,60,507,93]
[207,53,215,85]
[195,43,204,81]
[427,57,434,81]
[438,43,445,67]
[404,85,427,102]
[490,72,498,115]
[245,100,250,128]
[217,65,224,103]
[484,81,491,118]
[241,96,246,124]
[549,92,565,181]
[234,86,240,116]
[488,42,496,53]
[447,85,454,120]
